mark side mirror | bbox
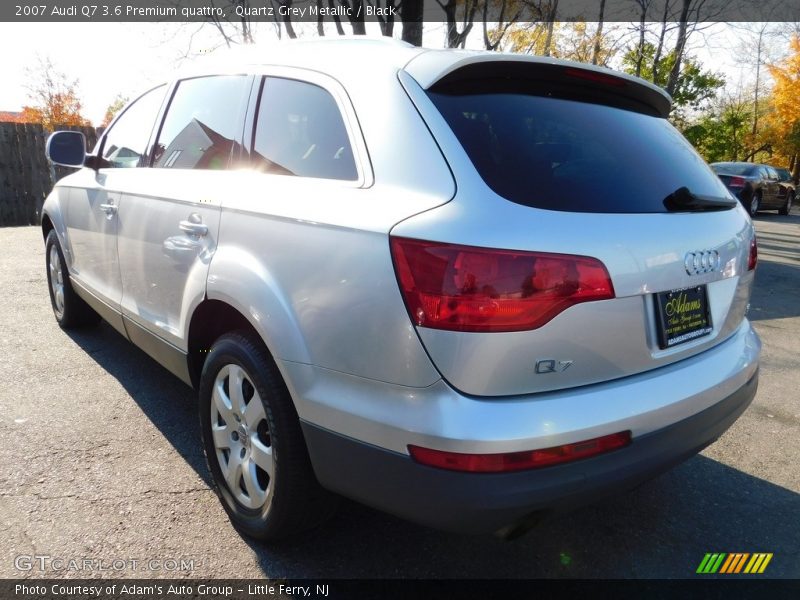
[46,131,86,168]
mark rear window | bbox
[429,84,730,213]
[711,163,757,177]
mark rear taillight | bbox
[748,237,757,271]
[408,431,632,473]
[729,176,746,188]
[390,237,615,333]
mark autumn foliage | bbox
[20,92,89,129]
[766,35,800,177]
[19,57,90,129]
[100,95,128,128]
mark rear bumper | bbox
[302,369,758,534]
[283,320,760,457]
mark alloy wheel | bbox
[750,196,760,216]
[210,364,274,511]
[48,245,65,319]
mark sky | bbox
[0,21,787,125]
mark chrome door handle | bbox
[179,220,208,237]
[99,203,117,214]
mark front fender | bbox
[42,186,71,268]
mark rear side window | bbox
[251,77,357,181]
[153,75,249,170]
[429,83,730,213]
[101,85,165,168]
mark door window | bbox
[101,85,166,168]
[153,75,250,170]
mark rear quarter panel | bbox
[208,176,446,388]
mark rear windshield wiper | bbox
[663,186,738,212]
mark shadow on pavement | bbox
[65,322,209,485]
[241,454,800,579]
[752,210,800,225]
[749,215,800,322]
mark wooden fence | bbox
[0,123,99,227]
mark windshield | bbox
[429,87,732,213]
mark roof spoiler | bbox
[405,52,672,118]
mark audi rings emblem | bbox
[684,250,720,275]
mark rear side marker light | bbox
[390,237,615,333]
[748,237,757,271]
[408,431,632,473]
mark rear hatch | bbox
[390,58,757,397]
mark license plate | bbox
[654,285,713,349]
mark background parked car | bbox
[711,162,793,216]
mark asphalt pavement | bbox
[0,211,798,579]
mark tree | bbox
[766,35,800,180]
[101,95,129,128]
[662,1,723,98]
[21,57,90,129]
[629,0,653,77]
[502,21,620,66]
[621,43,724,118]
[175,0,416,45]
[437,0,480,48]
[372,0,397,36]
[730,23,785,149]
[682,95,753,163]
[540,0,558,56]
[503,21,553,55]
[172,0,291,46]
[591,0,606,65]
[626,0,719,97]
[482,0,530,52]
[556,21,619,65]
[664,0,691,97]
[401,0,424,46]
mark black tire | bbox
[199,330,337,541]
[779,192,792,216]
[749,192,761,217]
[45,230,100,329]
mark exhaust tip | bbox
[494,511,547,541]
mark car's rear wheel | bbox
[199,330,337,541]
[749,192,761,217]
[45,230,100,329]
[779,192,792,216]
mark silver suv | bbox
[42,38,760,540]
